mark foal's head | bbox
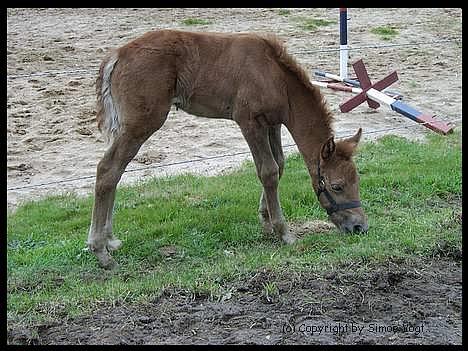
[314,128,368,233]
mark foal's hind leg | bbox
[258,125,285,235]
[88,112,168,268]
[88,132,151,268]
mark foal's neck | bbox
[285,84,333,177]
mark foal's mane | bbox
[259,34,334,133]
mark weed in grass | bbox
[430,239,462,260]
[8,238,47,251]
[209,285,235,303]
[370,26,399,41]
[181,18,212,26]
[262,281,279,303]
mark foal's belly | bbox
[171,94,233,120]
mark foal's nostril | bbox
[353,225,363,233]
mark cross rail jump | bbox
[311,8,454,135]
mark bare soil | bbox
[7,257,462,345]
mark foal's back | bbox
[110,30,289,125]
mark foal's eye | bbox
[331,184,343,192]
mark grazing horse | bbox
[88,30,368,269]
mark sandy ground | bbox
[7,8,462,211]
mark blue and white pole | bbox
[366,89,453,134]
[339,8,348,80]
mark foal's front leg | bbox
[259,125,285,236]
[240,124,296,244]
[262,181,296,244]
[258,191,273,235]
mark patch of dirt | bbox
[6,8,462,210]
[290,220,336,238]
[7,257,461,345]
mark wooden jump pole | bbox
[315,70,360,88]
[311,80,362,93]
[314,70,402,99]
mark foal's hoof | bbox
[90,246,118,270]
[282,232,297,244]
[100,258,118,270]
[97,253,118,270]
[262,224,274,236]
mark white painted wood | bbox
[366,88,396,106]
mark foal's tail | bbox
[96,51,121,144]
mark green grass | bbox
[408,80,420,88]
[7,132,461,325]
[262,281,280,303]
[181,18,212,26]
[371,25,399,41]
[294,16,336,31]
[278,9,291,16]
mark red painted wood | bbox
[372,71,399,92]
[352,59,380,109]
[416,114,454,135]
[353,59,372,89]
[328,83,354,92]
[339,91,368,112]
[340,59,399,112]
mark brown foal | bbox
[88,30,368,268]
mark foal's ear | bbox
[321,136,336,161]
[344,128,362,149]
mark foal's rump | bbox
[96,31,180,143]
